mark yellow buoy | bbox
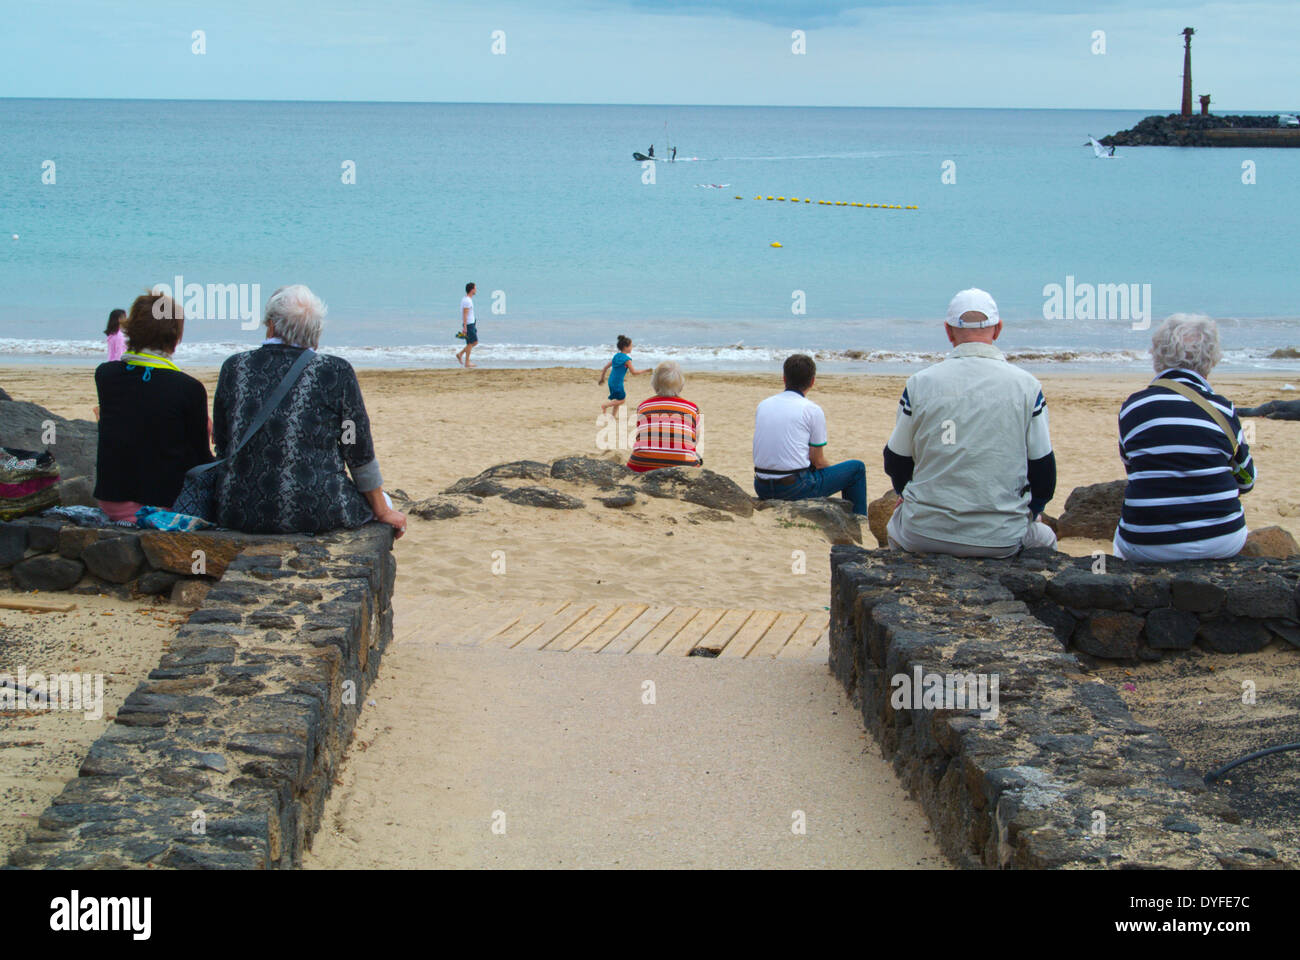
[735,195,742,199]
[777,196,785,201]
[771,241,782,247]
[804,198,810,203]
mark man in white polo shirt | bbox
[753,354,867,514]
[455,281,478,368]
[883,288,1057,557]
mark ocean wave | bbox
[0,338,1296,370]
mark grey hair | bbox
[265,284,326,349]
[651,360,685,397]
[1151,313,1222,377]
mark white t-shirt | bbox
[886,342,1053,547]
[461,295,475,325]
[752,389,828,479]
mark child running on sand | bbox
[598,335,649,414]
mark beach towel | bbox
[41,505,113,526]
[135,505,215,531]
[0,447,60,520]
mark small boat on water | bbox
[634,122,684,162]
[633,149,695,162]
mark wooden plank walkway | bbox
[394,597,829,662]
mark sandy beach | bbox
[4,365,1298,614]
[0,594,179,864]
[4,363,1298,868]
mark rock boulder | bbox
[0,399,99,480]
[443,476,508,498]
[550,456,634,489]
[1239,525,1300,558]
[81,536,146,583]
[501,486,585,510]
[636,468,754,517]
[140,531,244,578]
[866,491,900,547]
[596,487,638,509]
[1056,480,1127,540]
[760,497,861,545]
[408,497,466,520]
[12,555,85,591]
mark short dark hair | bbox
[783,354,816,392]
[105,308,126,337]
[125,293,184,355]
[616,335,632,350]
[465,282,476,294]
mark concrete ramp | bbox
[305,596,946,870]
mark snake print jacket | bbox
[211,344,382,533]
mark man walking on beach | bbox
[752,354,867,515]
[455,282,478,368]
[883,288,1057,557]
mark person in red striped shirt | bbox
[626,361,703,473]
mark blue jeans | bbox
[753,460,867,515]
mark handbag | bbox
[1152,377,1254,485]
[172,349,316,519]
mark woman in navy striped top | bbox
[1114,315,1255,562]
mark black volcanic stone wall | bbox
[829,546,1295,869]
[2,519,396,869]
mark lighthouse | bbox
[1181,27,1195,116]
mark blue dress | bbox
[607,352,630,400]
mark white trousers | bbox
[1112,526,1246,562]
[888,510,1057,559]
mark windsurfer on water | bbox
[647,145,654,158]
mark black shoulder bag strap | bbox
[186,348,316,478]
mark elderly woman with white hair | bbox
[210,285,406,536]
[1114,314,1255,561]
[626,360,703,472]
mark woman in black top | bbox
[93,293,213,521]
[211,284,406,537]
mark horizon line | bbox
[4,96,1291,113]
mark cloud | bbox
[619,0,869,28]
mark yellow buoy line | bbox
[737,194,918,210]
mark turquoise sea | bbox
[1,99,1298,372]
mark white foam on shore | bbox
[1,338,1296,372]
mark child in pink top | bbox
[105,308,127,361]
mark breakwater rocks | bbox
[2,517,396,869]
[1103,113,1300,148]
[829,546,1297,869]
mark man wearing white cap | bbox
[882,288,1057,557]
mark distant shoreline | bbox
[3,362,1297,381]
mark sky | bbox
[1,0,1296,109]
